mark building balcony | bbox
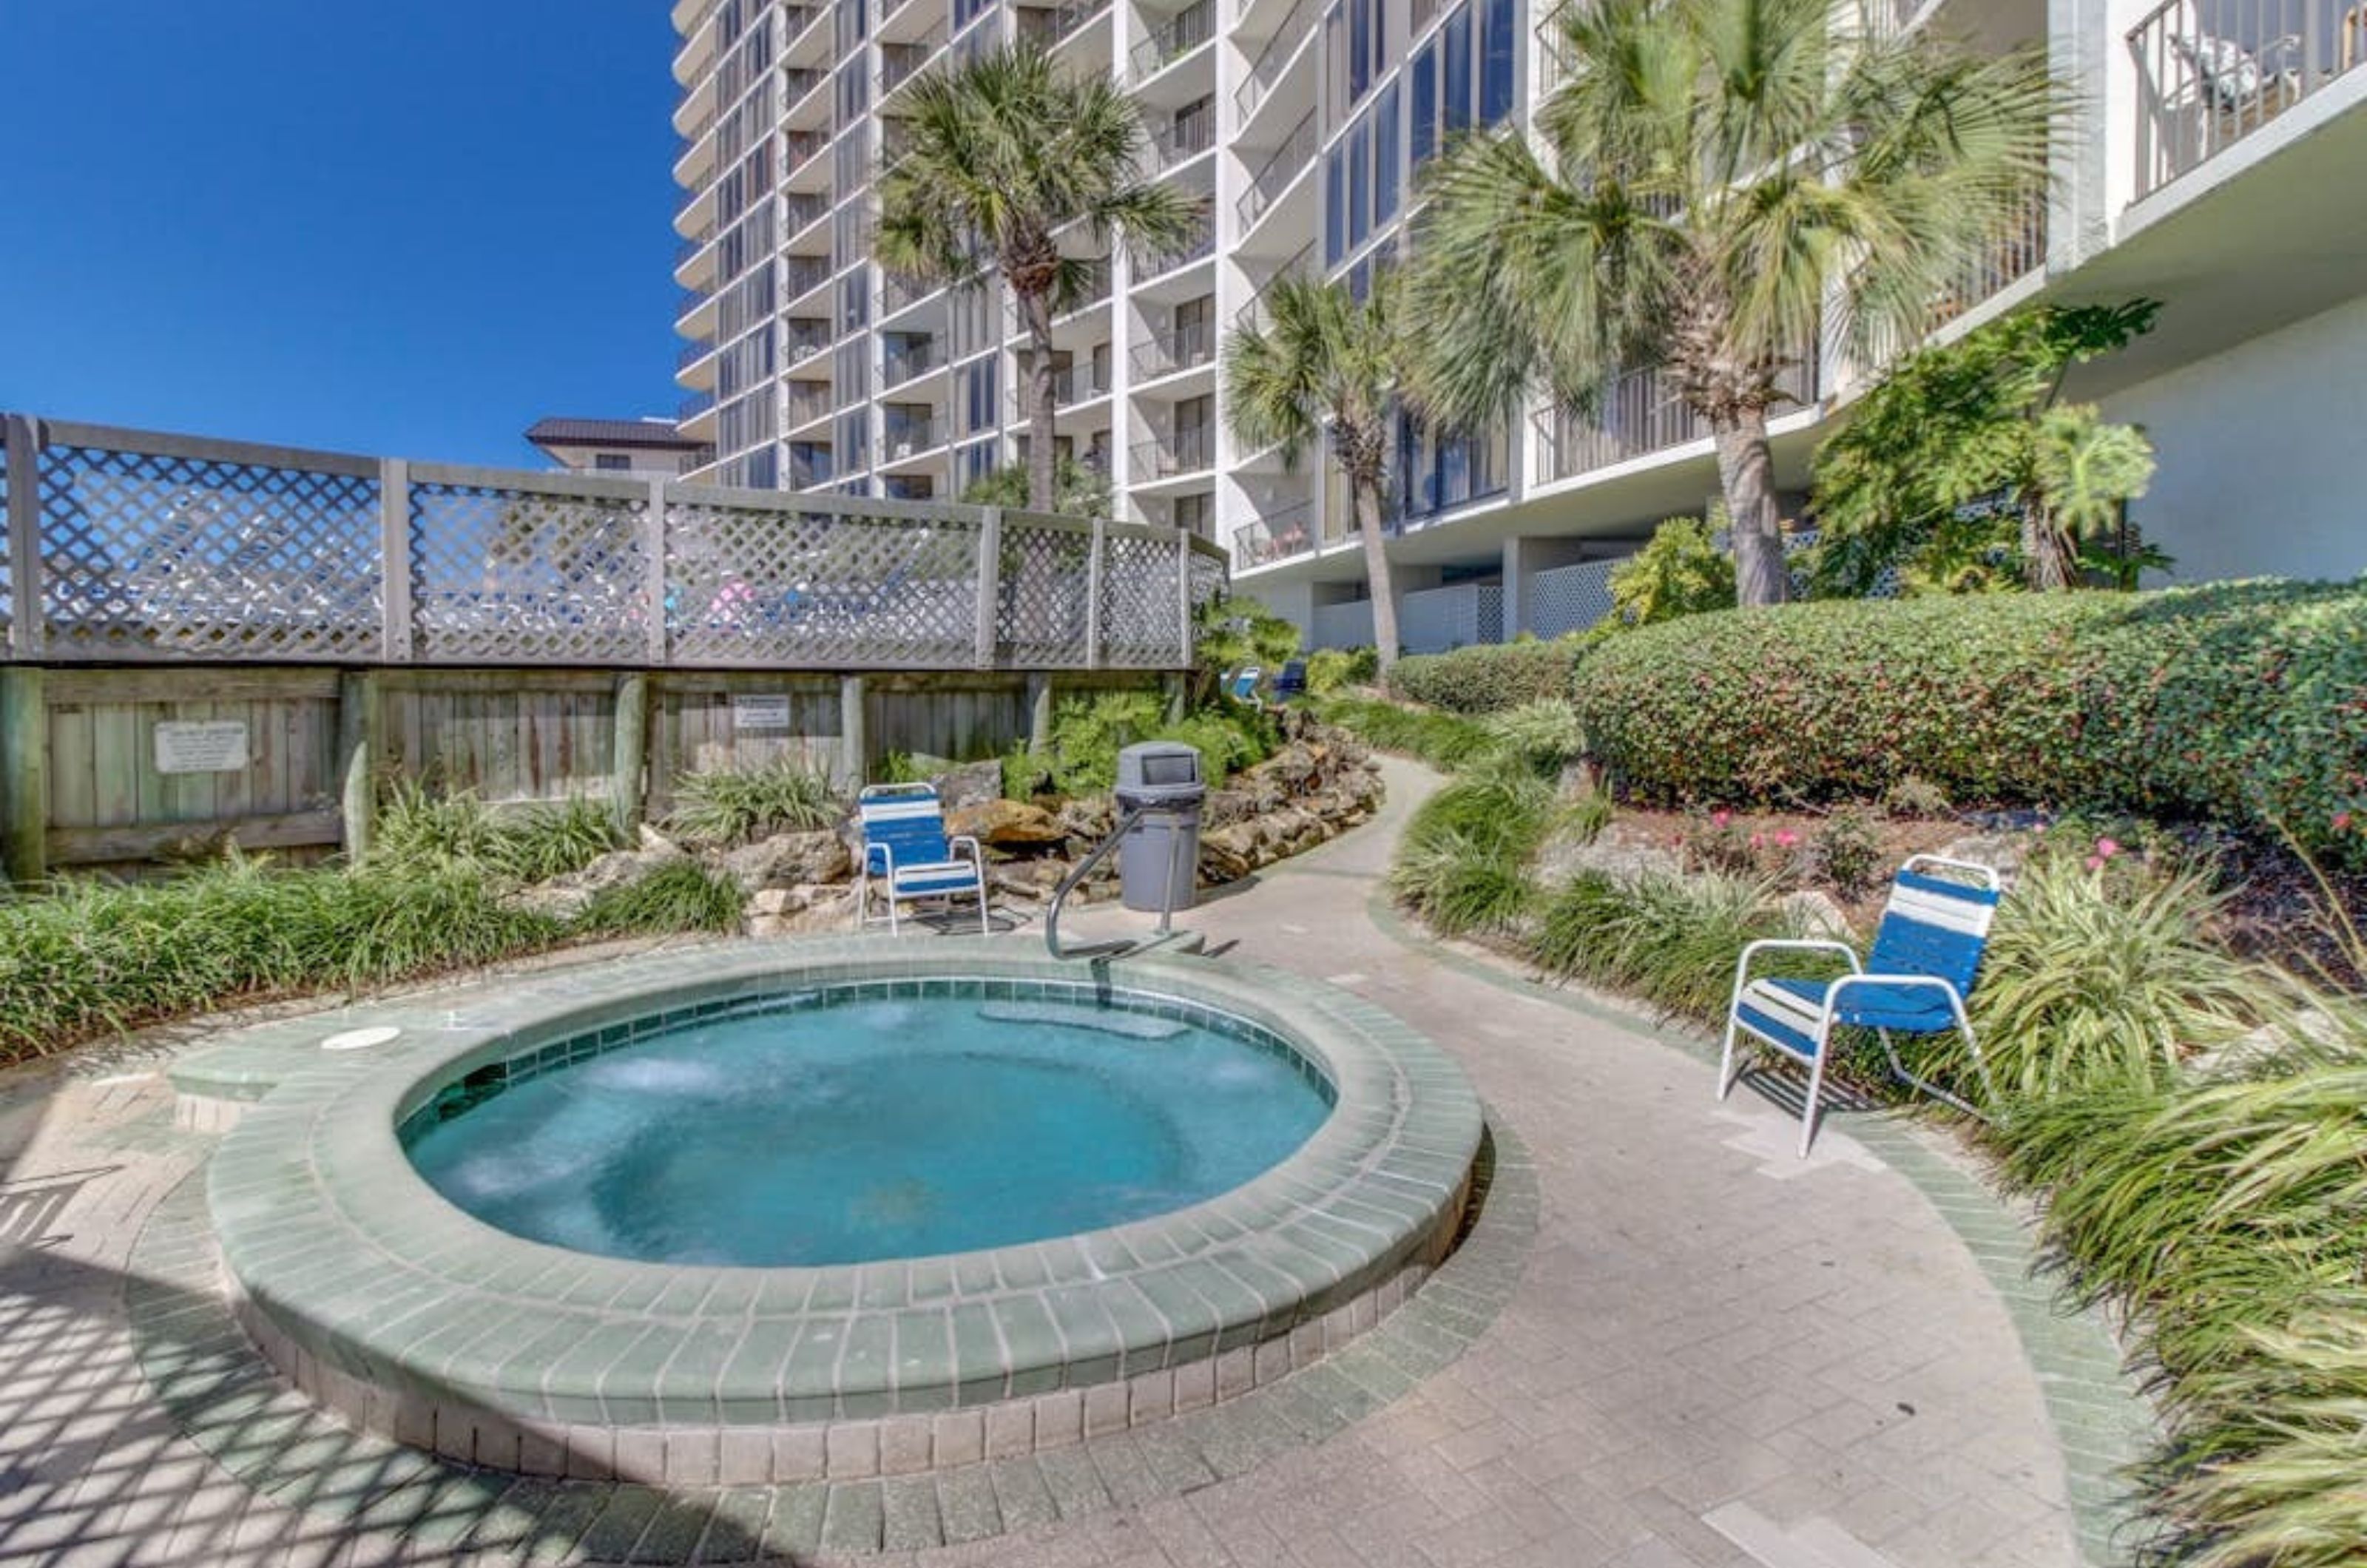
[1237,110,1319,232]
[883,337,945,388]
[784,381,836,430]
[882,35,947,95]
[1131,0,1215,83]
[1235,0,1318,121]
[783,255,833,305]
[1131,427,1215,479]
[1019,0,1114,47]
[1054,259,1115,317]
[2129,0,2367,198]
[881,413,945,462]
[1130,212,1216,280]
[676,335,718,374]
[1533,356,1816,486]
[784,324,833,367]
[1130,321,1215,381]
[678,390,717,425]
[1232,501,1316,567]
[1147,112,1216,172]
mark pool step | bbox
[976,1001,1188,1040]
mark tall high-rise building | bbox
[670,0,2367,649]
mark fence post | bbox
[378,459,413,662]
[611,672,649,837]
[839,674,867,787]
[5,415,46,658]
[644,479,671,665]
[1084,519,1105,671]
[1174,530,1194,669]
[973,506,1002,669]
[0,666,46,884]
[1027,672,1054,753]
[337,671,379,860]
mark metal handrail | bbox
[1045,802,1192,959]
[1235,0,1318,117]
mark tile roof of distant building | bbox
[525,417,704,450]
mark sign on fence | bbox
[731,693,793,730]
[154,720,251,774]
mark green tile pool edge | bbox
[127,1111,1542,1560]
[1365,892,2156,1568]
[198,936,1487,1443]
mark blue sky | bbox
[0,3,683,469]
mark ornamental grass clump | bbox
[1313,697,1496,771]
[370,781,618,883]
[1388,757,1558,934]
[1531,868,1817,1025]
[1965,849,2282,1098]
[665,757,843,845]
[577,860,747,936]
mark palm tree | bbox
[1223,274,1409,673]
[1405,0,2058,605]
[877,43,1197,513]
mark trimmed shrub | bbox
[1312,697,1496,771]
[1387,639,1581,713]
[1039,690,1277,795]
[1570,580,2367,858]
[1304,646,1379,695]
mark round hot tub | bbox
[204,938,1482,1482]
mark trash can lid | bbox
[1116,740,1204,799]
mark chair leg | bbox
[1877,1024,1991,1122]
[1798,1024,1834,1158]
[1717,1010,1745,1101]
[886,885,899,937]
[976,883,990,935]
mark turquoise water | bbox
[403,990,1331,1267]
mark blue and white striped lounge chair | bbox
[856,783,988,936]
[1228,666,1263,704]
[1718,855,2002,1156]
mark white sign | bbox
[155,720,250,774]
[732,694,794,731]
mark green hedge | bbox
[1570,580,2367,857]
[1386,639,1581,713]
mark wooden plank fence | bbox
[0,665,1172,880]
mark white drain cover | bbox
[320,1026,401,1052]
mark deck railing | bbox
[1533,354,1817,485]
[0,414,1226,672]
[2130,0,2366,197]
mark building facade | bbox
[525,416,712,476]
[669,0,2367,651]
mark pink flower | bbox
[2084,855,2105,872]
[1748,833,1765,850]
[1712,810,1732,828]
[1774,830,1800,848]
[2094,837,2122,859]
[2337,811,2356,833]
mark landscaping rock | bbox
[1780,889,1856,940]
[1938,831,2033,883]
[1198,823,1259,884]
[719,829,852,894]
[746,882,857,939]
[510,847,675,922]
[635,824,689,861]
[1053,797,1116,846]
[1534,822,1685,887]
[947,799,1065,847]
[934,759,1003,812]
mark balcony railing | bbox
[1237,111,1318,229]
[1056,258,1114,314]
[785,327,831,365]
[1131,0,1215,80]
[782,190,830,237]
[678,391,717,423]
[882,416,942,458]
[783,128,828,176]
[2129,0,2363,198]
[1148,111,1217,170]
[783,256,831,299]
[881,36,944,93]
[1131,212,1215,277]
[1232,501,1315,567]
[785,382,834,427]
[677,337,717,371]
[1231,241,1317,335]
[881,268,939,314]
[1020,0,1112,47]
[1131,321,1215,380]
[782,66,826,109]
[1235,0,1320,117]
[883,338,943,385]
[1534,356,1817,485]
[1132,426,1215,479]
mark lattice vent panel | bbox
[1095,533,1184,667]
[668,499,982,667]
[408,484,649,663]
[1187,549,1226,608]
[995,520,1095,668]
[37,445,382,660]
[1528,559,1617,638]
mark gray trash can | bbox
[1113,741,1206,914]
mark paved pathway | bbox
[0,757,2147,1567]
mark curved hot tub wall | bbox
[205,937,1483,1481]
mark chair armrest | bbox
[1729,938,1862,1007]
[949,836,983,869]
[865,842,894,876]
[1827,972,1968,1009]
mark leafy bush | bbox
[1040,690,1277,794]
[666,757,843,845]
[1808,809,1883,899]
[1604,516,1735,628]
[1959,851,2280,1098]
[1305,646,1378,695]
[578,860,747,936]
[1387,639,1581,713]
[1570,581,2367,860]
[1389,759,1556,934]
[1312,697,1496,771]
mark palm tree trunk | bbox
[1712,414,1790,607]
[2021,501,2074,590]
[1352,470,1400,673]
[1019,287,1058,514]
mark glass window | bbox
[834,0,865,54]
[839,409,869,470]
[837,59,868,126]
[1324,6,1345,130]
[1444,5,1471,133]
[1348,0,1371,104]
[1481,0,1514,125]
[1411,44,1436,168]
[1325,149,1345,265]
[1347,123,1369,249]
[1374,81,1400,225]
[592,453,632,471]
[840,266,871,333]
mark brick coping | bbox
[196,936,1485,1481]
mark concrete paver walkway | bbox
[0,757,2144,1567]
